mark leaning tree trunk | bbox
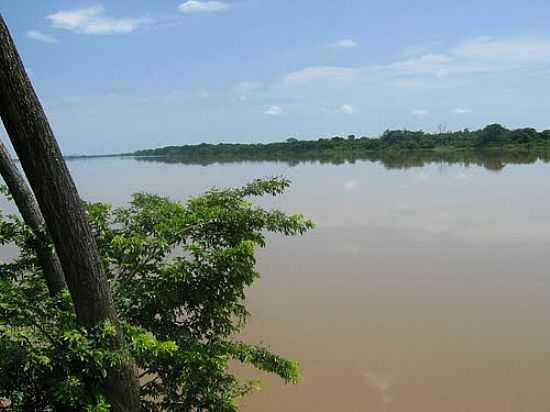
[0,140,67,296]
[0,15,140,411]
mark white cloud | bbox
[411,109,429,118]
[331,39,358,49]
[47,6,150,35]
[281,66,358,86]
[338,104,355,115]
[268,35,550,128]
[279,36,550,91]
[27,30,57,43]
[384,54,454,77]
[264,105,282,116]
[178,1,231,13]
[451,37,550,63]
[383,37,550,79]
[452,108,472,114]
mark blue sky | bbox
[2,0,550,155]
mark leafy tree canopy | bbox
[0,177,313,411]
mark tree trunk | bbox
[0,15,140,411]
[0,140,67,296]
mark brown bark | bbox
[0,15,140,411]
[0,140,67,295]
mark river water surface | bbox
[2,155,550,412]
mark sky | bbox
[1,0,550,155]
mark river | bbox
[2,154,550,412]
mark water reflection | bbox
[131,149,550,171]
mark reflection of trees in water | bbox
[132,150,550,172]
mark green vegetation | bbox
[132,124,550,165]
[0,178,313,411]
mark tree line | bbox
[133,124,550,161]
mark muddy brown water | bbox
[2,155,550,412]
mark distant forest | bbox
[132,124,550,163]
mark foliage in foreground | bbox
[0,177,313,411]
